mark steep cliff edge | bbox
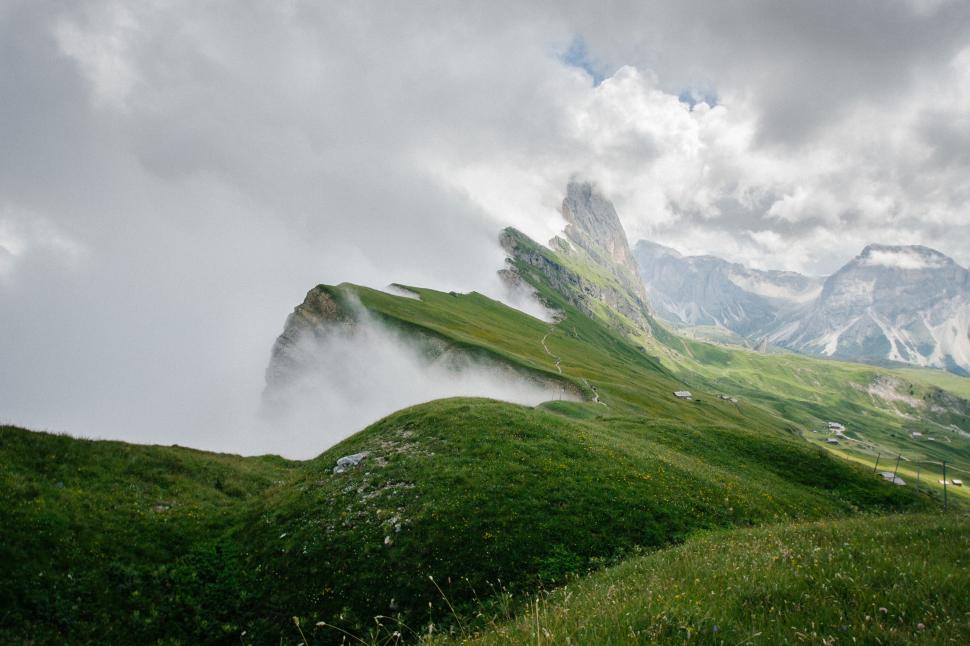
[499,181,659,340]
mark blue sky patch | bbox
[678,88,719,110]
[560,35,606,85]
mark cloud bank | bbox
[261,310,571,459]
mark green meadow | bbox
[3,249,970,643]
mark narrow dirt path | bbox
[581,378,609,408]
[542,328,608,407]
[540,330,562,374]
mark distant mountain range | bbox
[635,240,970,374]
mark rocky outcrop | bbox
[264,283,583,404]
[500,227,656,337]
[496,182,666,340]
[265,285,358,392]
[562,181,640,280]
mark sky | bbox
[2,0,970,454]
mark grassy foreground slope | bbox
[0,388,930,643]
[457,513,970,645]
[0,425,297,643]
[236,397,926,640]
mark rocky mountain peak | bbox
[633,237,970,374]
[561,181,640,278]
[850,244,960,273]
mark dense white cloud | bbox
[2,0,969,452]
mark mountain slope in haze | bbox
[635,239,970,374]
[770,244,970,374]
[634,240,822,336]
[500,181,660,340]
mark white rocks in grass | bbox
[333,451,370,474]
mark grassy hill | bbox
[0,389,939,644]
[0,426,298,643]
[4,232,970,642]
[451,513,970,644]
[234,395,928,641]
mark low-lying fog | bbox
[260,310,571,459]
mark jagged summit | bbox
[561,181,640,279]
[500,181,659,339]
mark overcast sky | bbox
[3,1,970,452]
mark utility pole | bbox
[943,460,947,511]
[872,452,881,473]
[892,454,901,484]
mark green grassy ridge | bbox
[314,277,970,512]
[237,396,926,639]
[317,283,583,396]
[453,513,970,645]
[0,394,931,644]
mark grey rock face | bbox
[562,181,641,282]
[264,285,358,393]
[500,227,657,338]
[769,245,970,372]
[634,238,970,374]
[497,181,658,339]
[634,240,821,336]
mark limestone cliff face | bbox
[265,285,358,392]
[562,181,637,271]
[500,227,657,338]
[497,181,658,339]
[264,283,582,403]
[561,181,647,303]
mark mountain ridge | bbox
[635,239,970,374]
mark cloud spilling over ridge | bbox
[2,0,970,452]
[261,310,571,459]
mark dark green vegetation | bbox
[4,226,970,643]
[0,427,298,643]
[456,513,970,644]
[0,392,939,644]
